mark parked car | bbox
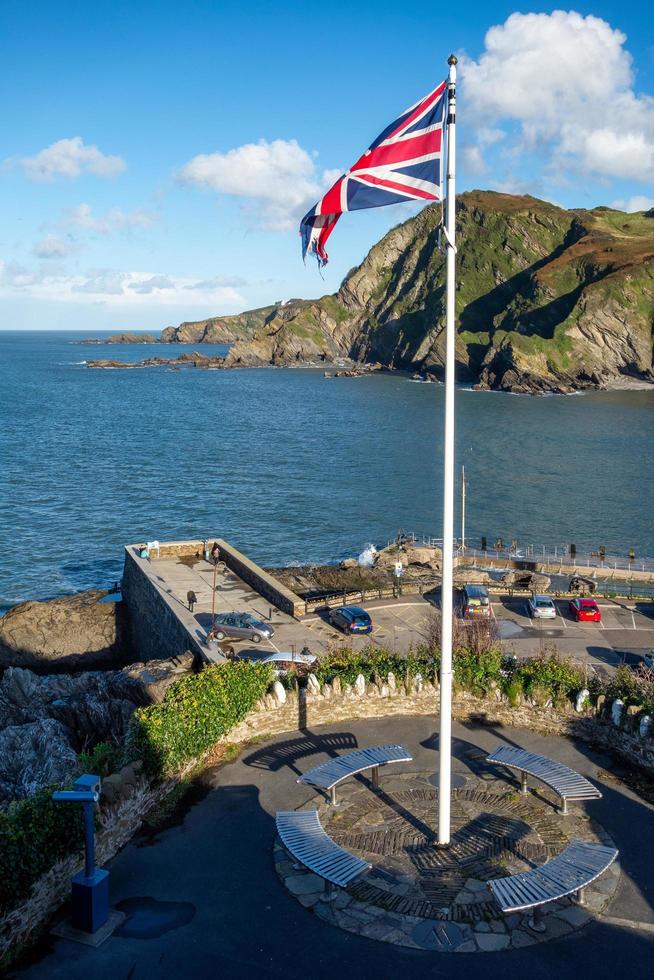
[210,612,275,643]
[329,605,373,635]
[236,650,317,675]
[643,652,654,671]
[527,595,557,619]
[461,584,492,618]
[568,598,601,623]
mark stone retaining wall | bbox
[215,538,304,616]
[224,674,654,774]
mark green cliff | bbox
[224,191,654,392]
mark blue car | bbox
[329,605,373,635]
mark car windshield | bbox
[353,616,370,624]
[536,600,553,607]
[580,601,597,608]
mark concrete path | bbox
[16,716,654,979]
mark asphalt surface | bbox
[16,715,654,980]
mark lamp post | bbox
[210,542,220,625]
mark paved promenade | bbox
[17,716,654,979]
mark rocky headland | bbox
[82,191,654,394]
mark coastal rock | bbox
[0,652,196,799]
[500,570,551,592]
[0,590,130,672]
[0,718,78,803]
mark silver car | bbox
[210,612,274,643]
[527,595,556,619]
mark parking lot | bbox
[143,552,654,674]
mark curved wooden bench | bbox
[487,745,601,814]
[488,839,618,928]
[276,810,370,898]
[298,743,412,805]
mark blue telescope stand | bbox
[53,775,109,934]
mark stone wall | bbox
[215,538,304,617]
[223,674,654,775]
[121,548,205,662]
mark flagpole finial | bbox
[447,54,458,65]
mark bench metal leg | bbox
[520,770,528,795]
[527,905,546,933]
[371,765,380,789]
[576,887,586,906]
[560,797,569,815]
[329,786,338,807]
[321,879,337,903]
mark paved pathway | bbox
[16,716,654,979]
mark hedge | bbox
[127,660,274,775]
[0,788,83,915]
[0,661,272,919]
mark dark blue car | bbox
[329,605,373,635]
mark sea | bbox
[0,330,652,613]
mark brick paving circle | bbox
[275,770,620,952]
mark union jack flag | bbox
[300,80,447,267]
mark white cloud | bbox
[460,11,654,183]
[68,202,157,234]
[13,137,126,181]
[178,138,339,230]
[0,261,246,309]
[185,274,248,290]
[611,195,654,212]
[32,235,75,259]
[72,270,127,295]
[127,275,175,294]
[460,145,486,176]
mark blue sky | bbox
[1,1,653,331]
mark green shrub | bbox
[77,741,125,778]
[0,788,84,915]
[452,647,503,695]
[127,661,274,775]
[514,653,584,705]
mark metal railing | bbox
[386,531,654,575]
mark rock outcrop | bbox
[0,590,130,672]
[0,652,194,803]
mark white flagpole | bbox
[461,465,466,550]
[438,53,457,847]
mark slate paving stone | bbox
[476,932,510,951]
[285,873,325,896]
[554,905,592,927]
[278,769,620,952]
[511,929,534,948]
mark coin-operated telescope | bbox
[52,774,108,934]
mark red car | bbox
[569,598,601,622]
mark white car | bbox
[527,595,557,619]
[236,650,317,675]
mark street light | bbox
[210,543,220,624]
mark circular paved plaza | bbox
[16,715,654,979]
[276,767,619,951]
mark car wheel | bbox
[214,630,226,640]
[251,632,262,644]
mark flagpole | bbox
[438,53,457,847]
